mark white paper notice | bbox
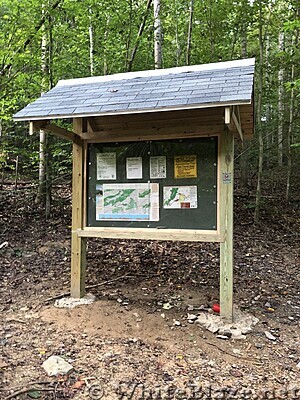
[126,157,143,179]
[97,153,116,180]
[150,156,166,179]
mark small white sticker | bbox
[222,172,232,184]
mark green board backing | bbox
[87,137,218,230]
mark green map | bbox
[96,183,159,221]
[163,186,198,209]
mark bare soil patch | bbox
[0,182,299,399]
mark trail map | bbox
[96,183,159,221]
[163,186,197,209]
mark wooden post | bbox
[71,118,86,298]
[219,128,234,321]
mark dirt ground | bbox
[0,182,299,399]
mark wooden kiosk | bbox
[14,58,255,321]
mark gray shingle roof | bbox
[14,58,255,121]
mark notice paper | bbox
[174,155,197,178]
[150,156,166,179]
[96,152,116,180]
[126,157,143,179]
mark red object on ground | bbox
[213,304,220,313]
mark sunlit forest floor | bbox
[0,174,299,399]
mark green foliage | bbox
[0,0,299,186]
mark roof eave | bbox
[14,99,252,122]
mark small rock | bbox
[54,293,96,309]
[296,361,300,370]
[255,343,264,349]
[187,305,194,311]
[0,242,8,250]
[22,251,36,259]
[0,361,8,370]
[173,320,181,326]
[216,335,229,340]
[42,355,74,376]
[229,369,243,377]
[288,316,294,321]
[241,327,252,335]
[218,329,232,338]
[264,331,276,341]
[187,313,198,321]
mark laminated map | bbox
[96,183,159,221]
[163,186,197,209]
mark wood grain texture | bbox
[77,227,224,243]
[71,118,86,298]
[219,128,234,322]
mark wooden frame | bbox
[68,110,235,321]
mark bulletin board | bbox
[87,137,218,230]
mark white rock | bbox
[296,361,300,369]
[42,356,74,376]
[187,313,198,321]
[216,335,229,340]
[264,331,276,341]
[54,293,96,309]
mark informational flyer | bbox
[174,155,197,178]
[96,152,116,180]
[163,186,197,209]
[150,156,166,179]
[96,183,159,221]
[126,157,143,179]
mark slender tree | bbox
[153,0,162,69]
[186,0,194,65]
[277,32,285,166]
[254,1,264,224]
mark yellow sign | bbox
[174,155,197,178]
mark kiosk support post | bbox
[219,128,234,321]
[71,118,86,298]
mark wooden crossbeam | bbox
[29,120,77,141]
[224,106,244,142]
[232,106,243,142]
[87,117,98,132]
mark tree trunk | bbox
[36,3,52,218]
[277,32,284,166]
[239,19,249,189]
[153,0,162,69]
[103,18,109,75]
[89,6,94,76]
[127,0,153,72]
[186,0,194,65]
[286,63,295,202]
[36,4,49,205]
[254,2,264,224]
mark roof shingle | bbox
[14,58,255,121]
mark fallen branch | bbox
[205,341,261,362]
[6,318,26,324]
[4,385,57,400]
[44,272,133,303]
